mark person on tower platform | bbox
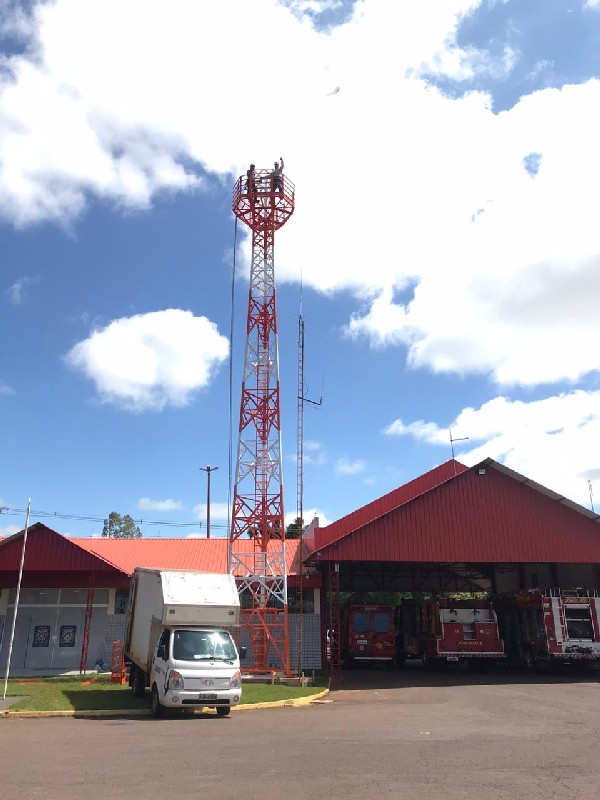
[272,157,284,192]
[246,163,257,195]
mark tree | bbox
[285,517,304,539]
[102,511,142,538]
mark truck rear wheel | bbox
[151,684,165,718]
[131,665,146,698]
[216,706,231,717]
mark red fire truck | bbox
[340,603,396,667]
[493,589,600,669]
[396,597,505,667]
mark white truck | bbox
[125,568,246,718]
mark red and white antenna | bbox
[229,164,295,673]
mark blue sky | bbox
[2,0,600,537]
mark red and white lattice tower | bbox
[230,166,295,673]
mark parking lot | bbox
[2,667,599,800]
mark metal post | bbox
[200,466,218,539]
[2,499,31,700]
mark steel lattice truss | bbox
[230,169,295,673]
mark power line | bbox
[0,506,227,529]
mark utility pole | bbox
[199,465,218,538]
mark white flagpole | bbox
[2,498,31,700]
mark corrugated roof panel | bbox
[315,459,468,550]
[313,464,600,564]
[0,525,302,577]
[0,524,121,573]
[72,537,302,576]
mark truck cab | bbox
[147,626,244,717]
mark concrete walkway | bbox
[0,695,25,711]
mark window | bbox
[565,607,594,640]
[287,589,314,614]
[352,612,370,633]
[157,628,170,658]
[373,612,392,633]
[114,589,129,615]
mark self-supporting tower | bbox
[230,166,295,673]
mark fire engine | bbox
[340,603,396,667]
[396,597,505,667]
[493,589,600,669]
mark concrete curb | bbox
[0,686,330,719]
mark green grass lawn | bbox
[3,674,329,712]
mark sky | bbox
[2,0,600,538]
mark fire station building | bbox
[1,458,599,676]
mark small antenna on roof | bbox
[449,429,469,476]
[588,480,595,513]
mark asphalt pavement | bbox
[1,667,599,800]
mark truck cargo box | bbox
[125,568,240,674]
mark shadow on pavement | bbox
[330,660,600,691]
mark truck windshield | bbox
[172,630,237,661]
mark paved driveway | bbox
[2,668,599,800]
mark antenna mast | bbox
[230,164,295,673]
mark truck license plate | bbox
[198,693,218,700]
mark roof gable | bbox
[311,460,600,564]
[0,523,126,574]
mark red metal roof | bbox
[0,524,122,574]
[311,460,600,564]
[312,459,469,551]
[0,524,303,577]
[73,537,302,576]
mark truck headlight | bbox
[168,670,184,690]
[230,669,241,689]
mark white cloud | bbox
[65,309,229,411]
[1,0,599,391]
[385,390,600,508]
[335,456,367,475]
[137,497,183,512]
[4,275,39,305]
[194,502,230,522]
[0,524,20,536]
[0,380,16,396]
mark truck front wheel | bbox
[151,684,165,718]
[131,665,146,698]
[216,706,231,717]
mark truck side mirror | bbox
[157,644,167,660]
[239,646,247,660]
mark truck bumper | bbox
[164,689,242,709]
